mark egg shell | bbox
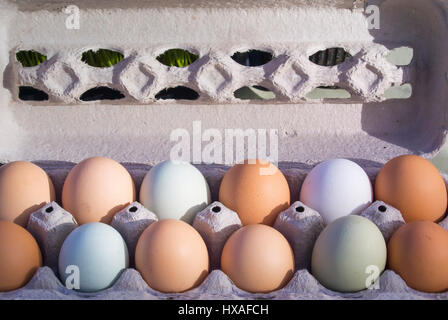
[139,160,211,224]
[375,155,447,223]
[221,224,295,293]
[0,221,42,292]
[311,215,386,293]
[135,219,209,293]
[300,159,373,225]
[388,221,448,293]
[0,161,55,227]
[218,159,290,226]
[62,157,136,225]
[58,222,129,293]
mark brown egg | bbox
[135,219,209,293]
[0,161,55,227]
[388,221,448,293]
[221,224,294,293]
[62,157,136,225]
[219,159,290,226]
[0,221,42,291]
[375,155,447,223]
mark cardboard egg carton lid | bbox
[9,0,366,10]
[0,0,447,165]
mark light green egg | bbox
[311,215,387,293]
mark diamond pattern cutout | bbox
[120,62,156,101]
[18,45,409,104]
[347,62,383,97]
[40,61,80,97]
[271,60,309,98]
[196,63,232,98]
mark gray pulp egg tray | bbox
[1,162,448,300]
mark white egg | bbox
[299,159,373,225]
[139,160,211,224]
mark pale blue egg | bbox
[311,215,386,293]
[58,222,129,293]
[140,160,211,224]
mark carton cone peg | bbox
[274,201,325,271]
[111,201,158,266]
[438,210,448,231]
[27,202,78,275]
[193,201,242,270]
[360,201,405,242]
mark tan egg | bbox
[135,219,209,293]
[221,224,294,293]
[62,157,136,225]
[0,161,55,227]
[375,155,447,223]
[388,221,448,293]
[219,159,290,226]
[0,221,42,291]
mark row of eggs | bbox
[0,155,446,294]
[0,155,445,227]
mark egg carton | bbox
[1,162,448,300]
[2,0,448,300]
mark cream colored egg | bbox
[62,157,136,225]
[0,161,55,227]
[221,224,295,293]
[135,219,209,293]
